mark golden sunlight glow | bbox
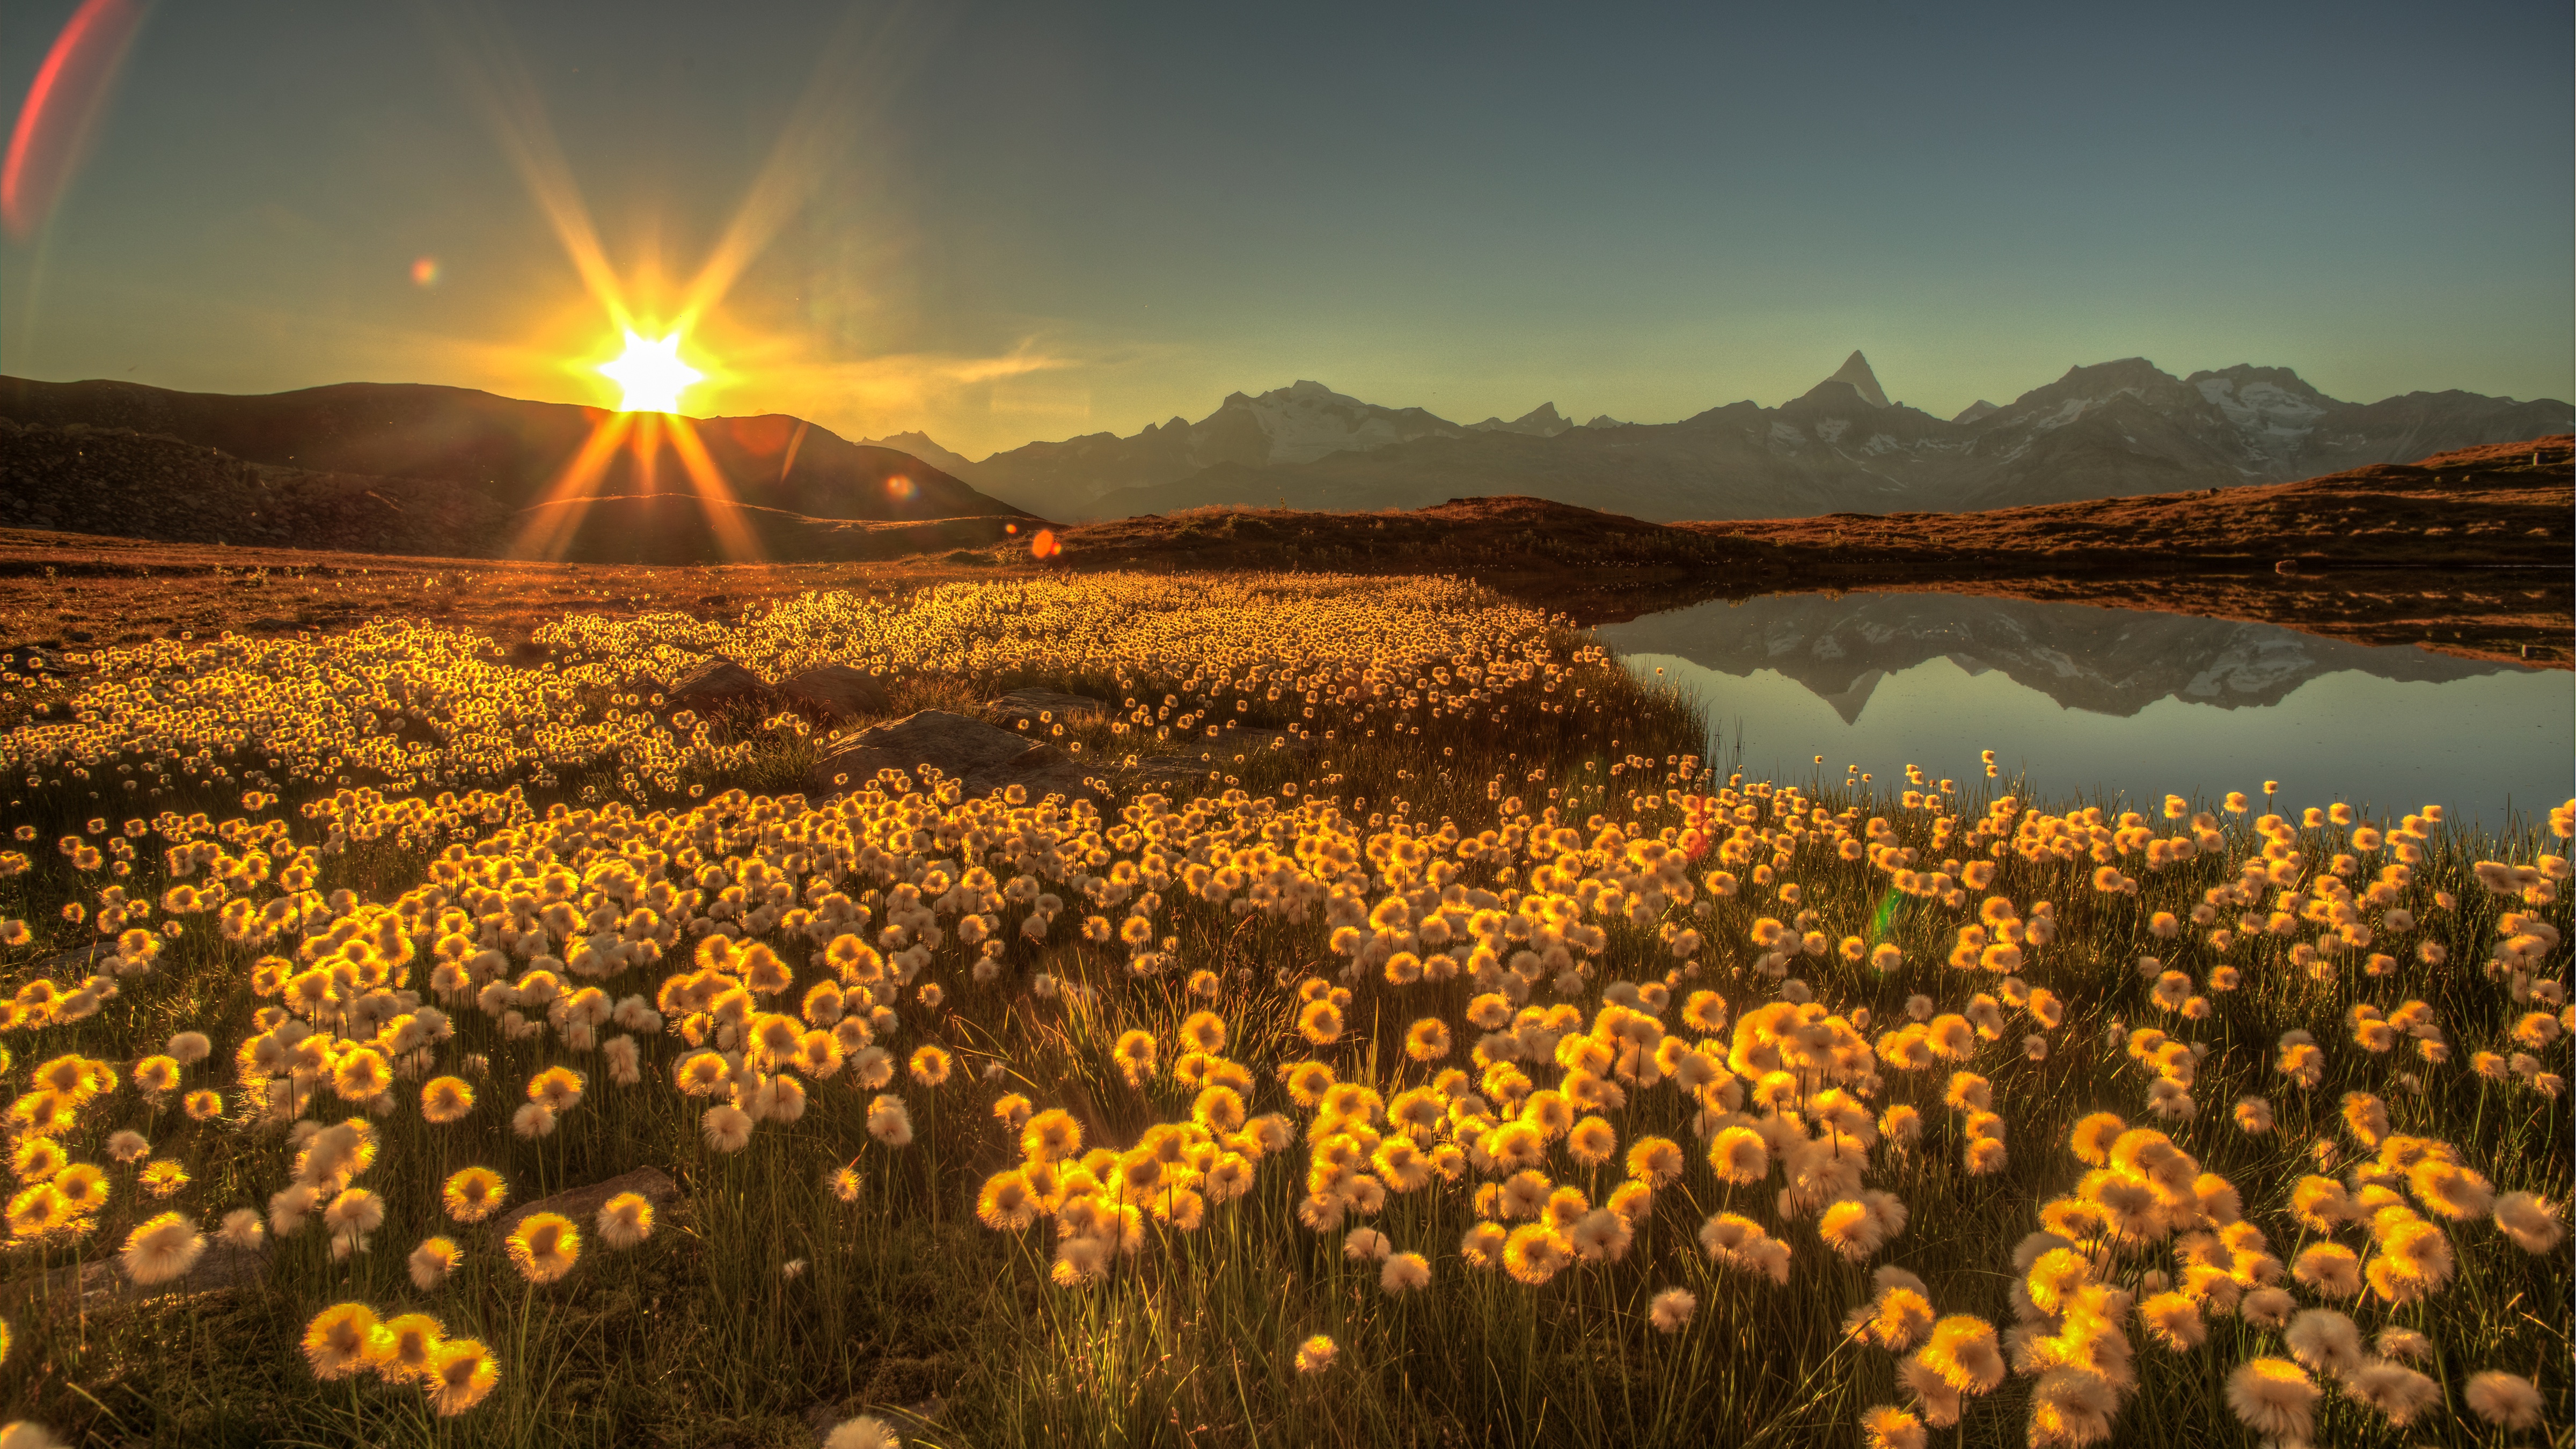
[596,329,704,414]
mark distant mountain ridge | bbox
[0,375,1033,563]
[941,379,1468,514]
[914,353,2567,522]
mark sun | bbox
[596,329,704,414]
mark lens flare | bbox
[2,0,147,239]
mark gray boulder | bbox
[779,664,891,722]
[492,1166,682,1241]
[811,709,1102,803]
[669,657,774,713]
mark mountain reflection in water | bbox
[1601,592,2572,826]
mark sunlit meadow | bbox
[0,572,2565,1448]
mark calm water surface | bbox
[1600,592,2574,829]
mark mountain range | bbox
[887,352,2570,522]
[2,355,2563,560]
[0,376,1030,563]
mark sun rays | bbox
[434,8,895,565]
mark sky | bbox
[3,0,2571,460]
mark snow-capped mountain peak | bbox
[1234,380,1464,465]
[2187,365,2333,465]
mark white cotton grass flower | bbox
[0,1423,70,1449]
[1293,1334,1338,1373]
[410,1236,463,1290]
[2026,1368,2118,1446]
[324,1188,385,1239]
[2283,1310,2364,1379]
[1379,1252,1430,1294]
[597,1192,655,1249]
[120,1212,204,1286]
[1649,1288,1696,1333]
[106,1130,151,1165]
[701,1104,754,1153]
[2493,1190,2566,1253]
[2342,1359,2440,1427]
[218,1208,266,1251]
[2226,1358,2317,1443]
[269,1184,321,1239]
[823,1414,901,1449]
[1860,1404,1926,1449]
[2464,1371,2544,1429]
[2373,1327,2431,1364]
[866,1095,914,1148]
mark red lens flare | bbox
[1030,529,1061,560]
[3,0,147,239]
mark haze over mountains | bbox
[892,353,2570,522]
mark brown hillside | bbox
[1035,435,2570,579]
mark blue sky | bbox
[3,0,2568,456]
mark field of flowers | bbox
[0,570,2565,1448]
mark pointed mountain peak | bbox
[1952,400,1999,425]
[857,429,977,476]
[1825,351,1889,408]
[1468,402,1575,437]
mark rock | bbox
[810,709,1103,803]
[670,657,774,713]
[492,1166,681,1241]
[778,664,891,722]
[8,1239,272,1317]
[984,688,1111,727]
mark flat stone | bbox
[984,689,1110,727]
[811,709,1103,804]
[6,1239,273,1317]
[670,657,774,713]
[492,1166,681,1240]
[779,664,891,722]
[25,942,112,977]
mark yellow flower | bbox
[505,1212,581,1284]
[442,1167,508,1225]
[425,1338,501,1415]
[420,1077,474,1124]
[301,1302,386,1381]
[379,1313,444,1382]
